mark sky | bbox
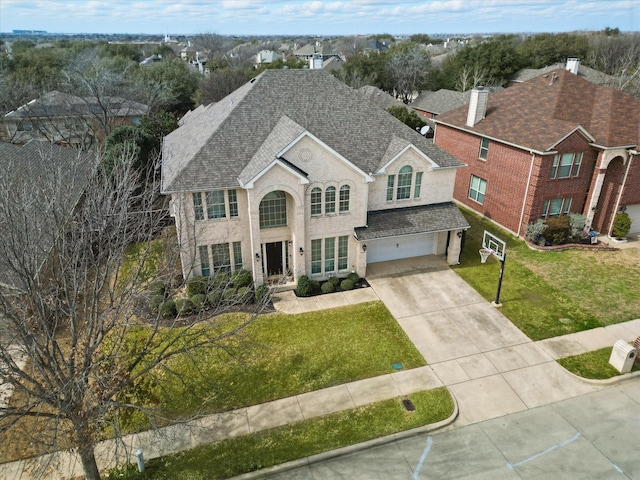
[0,0,638,36]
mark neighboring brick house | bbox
[1,91,149,147]
[433,68,640,238]
[161,69,468,286]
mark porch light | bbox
[299,247,304,255]
[362,244,367,252]
[255,253,260,262]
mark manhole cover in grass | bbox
[402,399,416,411]
[559,318,574,324]
[392,362,404,370]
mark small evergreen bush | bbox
[254,284,269,303]
[207,290,223,307]
[525,218,547,244]
[147,281,167,298]
[328,276,341,287]
[186,276,209,296]
[210,271,231,289]
[612,212,631,239]
[321,281,335,294]
[231,269,252,288]
[543,216,571,245]
[222,287,238,304]
[568,213,586,241]
[296,275,314,296]
[160,299,176,318]
[347,272,360,284]
[237,286,253,303]
[175,298,194,315]
[190,294,207,309]
[340,279,355,291]
[148,294,165,311]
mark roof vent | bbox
[566,58,580,75]
[466,86,489,127]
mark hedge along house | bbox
[161,69,468,286]
[433,68,640,238]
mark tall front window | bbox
[206,190,226,219]
[311,239,322,274]
[551,153,582,179]
[397,166,413,200]
[479,137,490,160]
[310,187,322,216]
[233,241,243,270]
[325,237,335,273]
[211,243,231,272]
[228,189,238,217]
[311,237,349,275]
[338,236,348,270]
[413,172,423,199]
[386,175,395,201]
[259,191,287,228]
[325,186,336,215]
[469,175,487,204]
[193,193,204,221]
[199,245,210,276]
[339,185,350,213]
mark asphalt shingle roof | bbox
[162,69,464,193]
[354,202,469,240]
[435,69,640,152]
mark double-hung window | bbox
[310,187,322,216]
[193,189,238,221]
[311,239,322,274]
[324,237,335,273]
[232,241,243,270]
[325,186,336,215]
[211,243,231,273]
[206,191,226,219]
[413,172,423,198]
[542,198,572,218]
[311,236,349,275]
[199,245,210,276]
[228,189,239,217]
[387,166,423,201]
[551,153,582,179]
[337,236,348,270]
[339,185,350,213]
[479,137,489,160]
[469,175,487,204]
[397,166,413,200]
[386,175,395,201]
[193,193,205,221]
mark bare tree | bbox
[387,45,431,103]
[455,63,489,94]
[0,146,267,479]
[587,33,640,98]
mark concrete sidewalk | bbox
[1,257,638,479]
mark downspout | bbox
[517,152,536,237]
[607,152,634,236]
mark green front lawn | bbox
[558,347,640,379]
[454,208,640,340]
[106,388,453,480]
[117,301,425,432]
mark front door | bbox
[265,241,283,276]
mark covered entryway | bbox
[366,233,435,263]
[261,241,290,277]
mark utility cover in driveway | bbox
[367,233,435,263]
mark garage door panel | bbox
[367,233,435,263]
[627,204,640,234]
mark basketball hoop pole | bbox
[494,253,506,306]
[480,230,507,307]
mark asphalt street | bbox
[263,379,640,480]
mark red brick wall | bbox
[621,155,640,205]
[435,125,599,235]
[594,157,626,233]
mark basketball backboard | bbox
[482,230,506,261]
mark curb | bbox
[230,392,459,479]
[562,365,640,386]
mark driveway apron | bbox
[366,256,601,427]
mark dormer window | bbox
[551,153,582,179]
[387,166,423,202]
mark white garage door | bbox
[367,233,435,263]
[626,204,640,234]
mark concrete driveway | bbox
[365,256,601,427]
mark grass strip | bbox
[558,347,640,379]
[106,388,453,480]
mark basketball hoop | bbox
[479,248,493,264]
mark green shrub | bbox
[231,269,252,288]
[254,284,269,303]
[237,286,253,303]
[175,298,194,315]
[210,271,231,289]
[222,287,238,304]
[612,212,631,238]
[186,276,209,296]
[525,218,547,244]
[190,294,207,309]
[321,281,335,294]
[147,281,167,298]
[543,216,570,245]
[148,294,165,311]
[568,213,586,241]
[340,279,354,291]
[296,275,314,297]
[328,276,341,287]
[160,299,176,318]
[207,290,223,307]
[347,272,360,284]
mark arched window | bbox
[397,166,413,200]
[310,187,322,216]
[325,186,336,215]
[259,191,287,228]
[339,185,350,213]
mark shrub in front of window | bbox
[296,275,313,297]
[568,213,586,241]
[148,294,165,311]
[525,219,547,245]
[190,294,207,309]
[255,284,269,303]
[210,271,231,289]
[222,287,238,304]
[321,281,335,294]
[175,298,195,315]
[328,276,341,287]
[542,216,571,245]
[186,276,209,296]
[612,212,632,239]
[231,269,252,288]
[207,290,223,307]
[340,279,355,291]
[160,299,176,318]
[347,272,360,284]
[237,286,253,304]
[148,281,167,299]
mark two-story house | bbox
[161,69,468,286]
[433,69,640,238]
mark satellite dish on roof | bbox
[420,125,430,136]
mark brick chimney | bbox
[466,86,489,127]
